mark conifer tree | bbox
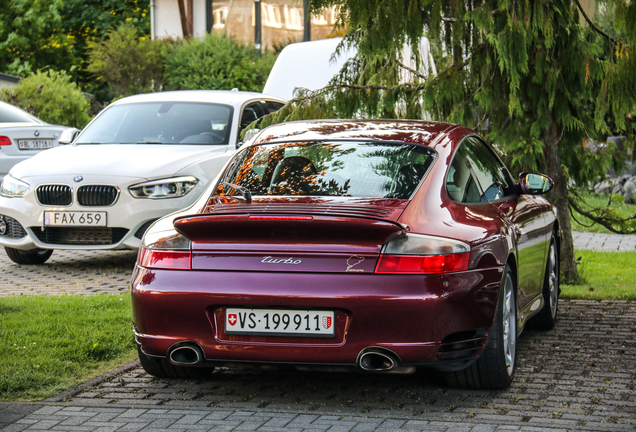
[263,0,636,282]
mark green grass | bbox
[0,294,136,401]
[570,192,636,234]
[561,250,636,301]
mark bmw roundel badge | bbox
[74,175,84,182]
[34,130,40,137]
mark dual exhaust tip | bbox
[168,343,414,374]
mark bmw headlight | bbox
[129,176,198,199]
[0,175,30,198]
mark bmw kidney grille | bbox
[36,185,118,206]
[77,185,118,206]
[36,185,72,206]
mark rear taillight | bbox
[138,228,191,269]
[376,252,469,273]
[139,247,191,269]
[0,136,12,146]
[375,233,470,274]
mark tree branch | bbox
[396,61,429,80]
[286,82,430,103]
[569,195,636,234]
[572,0,618,46]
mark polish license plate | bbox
[18,139,53,150]
[225,308,335,337]
[44,211,107,227]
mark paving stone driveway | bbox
[2,300,635,431]
[1,237,635,431]
[0,249,135,296]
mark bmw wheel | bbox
[4,247,53,265]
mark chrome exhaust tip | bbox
[168,344,204,366]
[357,347,400,372]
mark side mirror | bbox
[237,128,261,149]
[519,172,553,195]
[58,128,80,145]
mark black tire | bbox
[137,345,214,379]
[445,265,517,390]
[4,247,53,265]
[527,233,559,330]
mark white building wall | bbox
[152,0,208,40]
[0,73,20,89]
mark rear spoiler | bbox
[173,213,405,249]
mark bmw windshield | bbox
[77,102,233,145]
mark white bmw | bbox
[0,101,70,180]
[0,90,285,264]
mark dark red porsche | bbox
[131,120,560,389]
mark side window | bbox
[446,137,514,203]
[239,102,267,132]
[265,100,285,113]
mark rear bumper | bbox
[131,265,504,369]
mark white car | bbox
[0,90,285,264]
[0,101,69,180]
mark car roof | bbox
[251,119,460,147]
[110,90,286,107]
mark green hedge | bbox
[87,25,165,98]
[163,32,275,92]
[0,70,90,128]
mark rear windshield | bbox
[76,102,233,145]
[217,141,436,199]
[0,103,40,123]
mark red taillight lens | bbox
[139,247,191,269]
[375,252,470,274]
[0,136,12,146]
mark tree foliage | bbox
[0,0,68,76]
[0,0,150,99]
[0,70,91,128]
[262,0,636,282]
[59,0,150,97]
[163,33,276,92]
[87,25,165,98]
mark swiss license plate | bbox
[225,308,335,337]
[18,139,53,150]
[44,211,107,227]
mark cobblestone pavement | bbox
[2,300,635,431]
[0,249,136,296]
[572,232,636,252]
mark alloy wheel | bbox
[548,243,559,318]
[502,272,516,376]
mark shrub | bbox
[163,33,275,92]
[87,24,165,99]
[0,70,91,128]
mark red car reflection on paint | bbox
[131,120,560,390]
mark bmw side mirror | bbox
[237,128,261,149]
[59,128,80,145]
[519,172,553,194]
